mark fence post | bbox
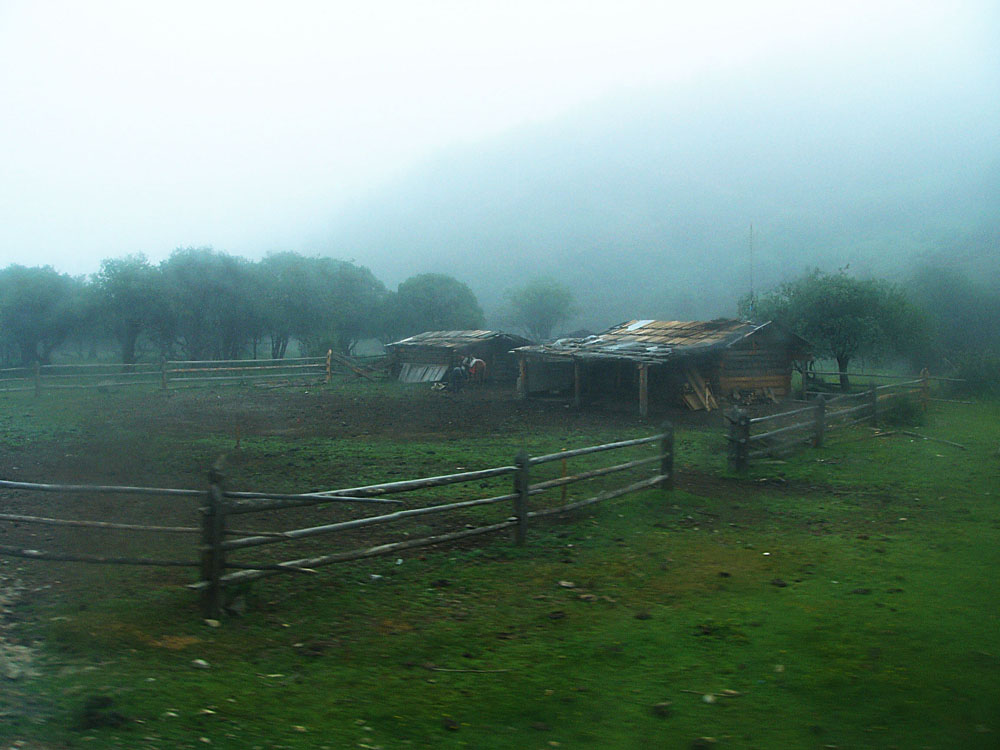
[638,364,649,418]
[869,386,878,426]
[920,368,930,410]
[813,395,826,448]
[727,408,749,472]
[326,349,333,383]
[659,421,674,490]
[160,357,168,390]
[513,450,530,546]
[200,457,228,619]
[33,361,41,397]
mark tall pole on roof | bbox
[748,223,757,320]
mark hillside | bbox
[329,65,1000,331]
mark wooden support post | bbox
[200,458,228,619]
[560,450,568,504]
[516,355,528,399]
[920,368,930,411]
[573,360,581,408]
[33,361,41,397]
[513,451,530,546]
[659,421,674,490]
[325,349,333,383]
[813,395,826,448]
[638,364,649,417]
[160,357,168,390]
[727,408,750,472]
[869,386,878,426]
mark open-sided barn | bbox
[513,319,810,415]
[385,330,533,384]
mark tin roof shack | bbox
[386,330,534,384]
[513,319,810,416]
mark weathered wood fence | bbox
[0,352,381,394]
[0,426,673,619]
[727,374,935,470]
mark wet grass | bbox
[1,388,998,749]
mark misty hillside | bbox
[330,65,1000,332]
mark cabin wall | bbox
[718,339,793,395]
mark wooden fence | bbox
[0,426,673,619]
[727,374,933,470]
[0,352,383,394]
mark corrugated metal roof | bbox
[387,330,532,349]
[516,319,799,363]
[398,363,449,383]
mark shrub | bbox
[952,352,1000,396]
[880,393,926,427]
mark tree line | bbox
[3,246,995,393]
[0,248,493,367]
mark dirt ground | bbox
[0,383,725,589]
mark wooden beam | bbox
[638,364,649,417]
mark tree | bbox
[391,273,484,338]
[159,248,257,360]
[745,268,925,390]
[907,264,1000,363]
[93,254,162,366]
[504,277,576,341]
[256,252,325,359]
[0,265,88,365]
[258,254,387,357]
[323,260,387,355]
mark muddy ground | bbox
[0,383,731,587]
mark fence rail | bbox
[729,370,939,469]
[0,426,674,619]
[0,352,383,394]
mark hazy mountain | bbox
[328,62,1000,332]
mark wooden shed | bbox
[385,330,533,384]
[513,319,810,415]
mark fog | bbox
[1,0,997,330]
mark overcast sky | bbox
[1,0,996,277]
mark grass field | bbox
[1,384,998,749]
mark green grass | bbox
[1,388,999,749]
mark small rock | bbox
[651,701,673,718]
[191,659,210,669]
[634,610,652,620]
[771,578,788,587]
[203,619,221,628]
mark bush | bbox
[880,393,926,427]
[953,352,1000,396]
